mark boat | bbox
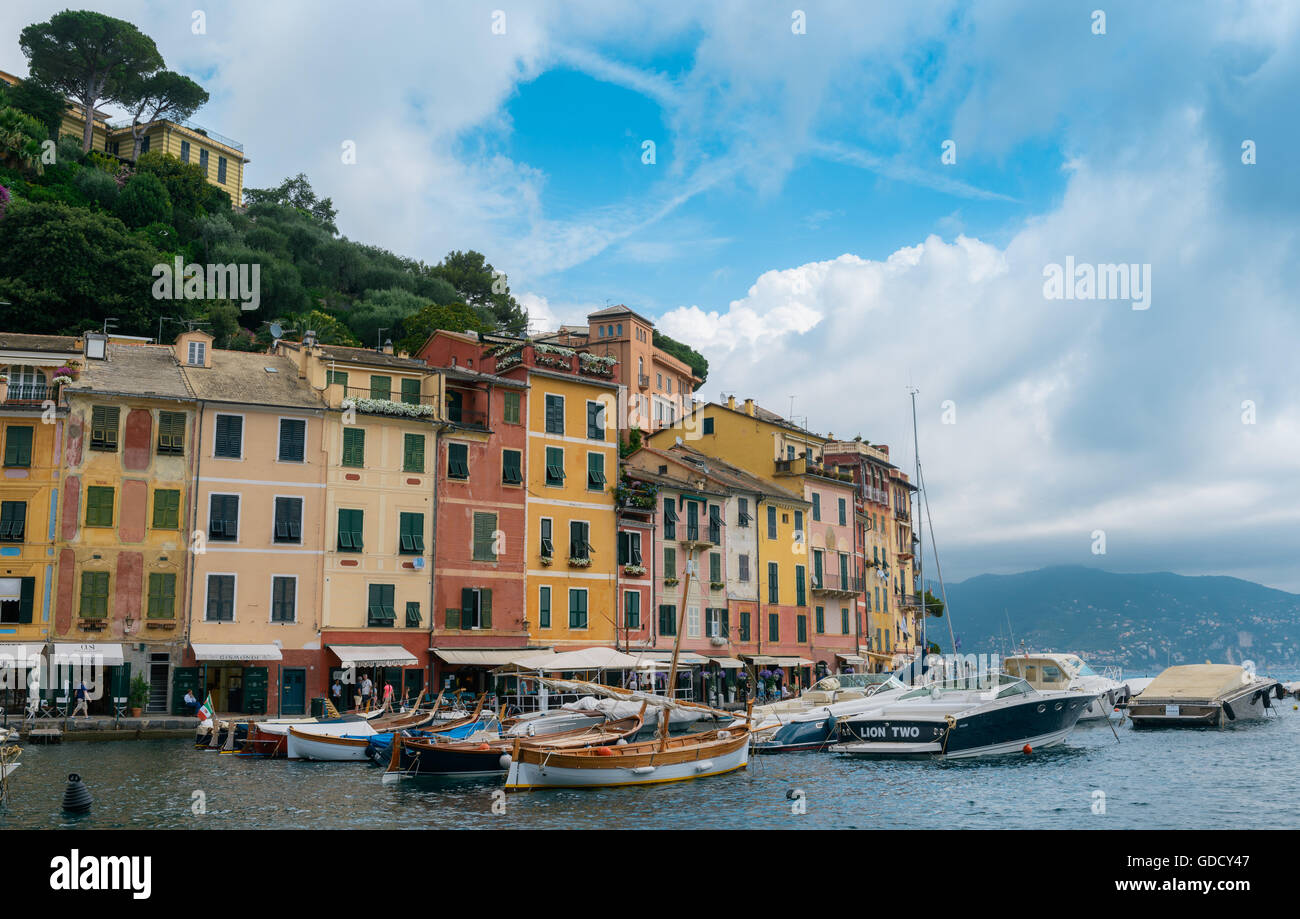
[830,674,1098,759]
[503,707,606,737]
[1124,664,1285,728]
[286,707,442,761]
[384,710,647,780]
[747,674,912,752]
[1001,652,1130,720]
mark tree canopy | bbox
[653,329,709,385]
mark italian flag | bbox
[198,693,215,722]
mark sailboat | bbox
[504,551,754,790]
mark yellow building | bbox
[0,333,81,713]
[505,343,620,648]
[278,338,446,706]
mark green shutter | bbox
[447,442,470,479]
[370,376,392,400]
[338,508,363,551]
[18,577,35,623]
[90,406,120,451]
[157,411,186,455]
[460,587,474,628]
[796,565,806,606]
[502,450,522,484]
[399,512,424,553]
[538,588,550,628]
[152,489,180,529]
[406,602,422,627]
[342,427,365,467]
[4,425,34,467]
[401,378,421,405]
[0,501,26,541]
[213,414,242,457]
[148,573,176,618]
[403,433,425,473]
[481,589,492,629]
[659,604,676,636]
[80,571,109,617]
[710,552,721,583]
[445,606,462,630]
[545,447,564,485]
[587,453,606,489]
[473,513,497,561]
[504,392,520,424]
[86,486,115,527]
[587,402,604,440]
[279,419,306,461]
[327,370,348,387]
[815,606,824,634]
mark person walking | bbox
[382,681,394,709]
[360,675,373,711]
[72,680,90,718]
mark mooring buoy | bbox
[62,772,92,813]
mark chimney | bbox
[727,395,736,410]
[83,332,108,361]
[382,339,394,355]
[743,398,754,417]
[303,330,318,349]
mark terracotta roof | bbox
[181,349,326,410]
[0,333,81,354]
[442,366,528,389]
[301,342,429,372]
[64,344,192,400]
[630,444,804,504]
[587,304,655,326]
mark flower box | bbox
[663,577,679,587]
[342,398,436,419]
[568,557,592,568]
[710,581,725,591]
[624,564,646,576]
[539,556,553,567]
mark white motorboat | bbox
[1125,664,1284,728]
[1002,653,1129,720]
[831,675,1098,759]
[739,673,911,751]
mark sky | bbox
[4,1,1299,589]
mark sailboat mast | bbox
[909,387,924,673]
[661,547,695,749]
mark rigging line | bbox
[915,460,957,658]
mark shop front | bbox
[50,642,128,716]
[185,643,283,716]
[836,652,866,674]
[328,644,420,711]
[434,648,543,705]
[0,642,44,720]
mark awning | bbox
[742,655,777,666]
[329,645,416,667]
[706,656,745,669]
[192,643,283,662]
[52,642,125,666]
[772,656,814,667]
[836,653,866,665]
[635,651,709,666]
[435,648,548,667]
[0,642,45,667]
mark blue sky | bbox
[5,1,1299,589]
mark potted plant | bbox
[128,673,150,717]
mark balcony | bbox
[679,523,716,549]
[774,456,807,476]
[811,573,864,598]
[447,408,489,431]
[638,374,650,389]
[340,386,440,420]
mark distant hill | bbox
[936,565,1300,671]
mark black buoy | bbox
[1222,701,1236,721]
[62,772,92,813]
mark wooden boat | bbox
[384,710,645,781]
[1125,664,1285,728]
[505,722,751,790]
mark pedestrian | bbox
[382,681,394,708]
[72,680,90,718]
[330,678,343,712]
[184,689,199,716]
[360,674,373,710]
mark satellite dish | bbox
[270,322,284,339]
[675,436,683,446]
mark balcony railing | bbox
[811,573,864,595]
[3,383,50,403]
[447,408,489,430]
[638,374,650,389]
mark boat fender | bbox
[1222,701,1236,721]
[498,754,512,768]
[717,730,730,740]
[476,743,492,751]
[615,738,628,745]
[595,747,614,756]
[631,765,656,774]
[694,760,714,772]
[1022,744,1033,755]
[1275,684,1286,701]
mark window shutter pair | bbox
[157,412,186,455]
[399,513,425,554]
[404,434,425,473]
[342,428,365,467]
[152,490,180,529]
[501,450,522,484]
[587,402,604,440]
[91,406,120,451]
[279,419,306,462]
[472,513,497,561]
[659,604,676,636]
[214,415,242,457]
[0,501,27,540]
[274,497,302,542]
[3,426,33,466]
[338,509,364,550]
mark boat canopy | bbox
[499,646,646,672]
[1138,665,1255,701]
[634,650,710,666]
[329,645,416,667]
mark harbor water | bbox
[4,704,1300,829]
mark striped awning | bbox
[329,645,416,667]
[192,643,283,662]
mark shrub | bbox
[74,167,120,210]
[114,171,173,228]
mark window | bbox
[544,394,564,434]
[205,573,235,621]
[140,134,151,154]
[406,602,422,628]
[617,531,642,566]
[813,549,824,588]
[768,612,780,642]
[709,552,722,583]
[6,366,46,400]
[841,607,850,634]
[217,156,227,185]
[399,512,425,554]
[367,584,396,628]
[80,571,110,618]
[706,607,728,638]
[737,497,750,526]
[539,586,551,628]
[369,376,391,400]
[838,497,847,526]
[703,417,714,435]
[569,521,590,560]
[617,323,622,336]
[667,378,673,394]
[539,518,553,559]
[766,505,777,539]
[659,604,677,636]
[0,501,26,541]
[501,449,522,485]
[401,378,421,405]
[794,510,804,536]
[586,401,604,440]
[277,418,306,462]
[157,411,185,455]
[198,147,207,171]
[337,508,363,551]
[544,446,564,486]
[187,339,205,366]
[209,494,239,541]
[840,553,850,589]
[738,554,750,582]
[797,614,808,643]
[568,588,588,629]
[663,499,677,538]
[152,490,180,530]
[327,370,348,387]
[812,493,821,521]
[687,605,699,637]
[795,565,806,606]
[271,577,296,623]
[342,427,365,467]
[145,573,175,619]
[767,562,779,603]
[656,373,663,389]
[447,442,469,479]
[708,504,722,543]
[274,497,302,543]
[664,546,676,580]
[815,606,825,634]
[90,406,120,452]
[624,591,641,629]
[455,587,493,629]
[85,486,115,527]
[403,433,425,473]
[180,140,190,162]
[739,610,751,642]
[213,414,242,458]
[503,391,521,424]
[472,512,496,561]
[3,426,33,467]
[686,501,699,541]
[587,452,606,490]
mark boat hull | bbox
[286,728,372,761]
[504,728,751,790]
[1128,683,1278,728]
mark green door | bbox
[243,666,268,714]
[403,669,424,706]
[172,667,201,715]
[280,668,306,716]
[109,663,131,716]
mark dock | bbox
[28,727,62,744]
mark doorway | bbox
[280,668,306,716]
[148,654,170,713]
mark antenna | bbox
[377,328,389,351]
[102,318,119,335]
[270,322,284,339]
